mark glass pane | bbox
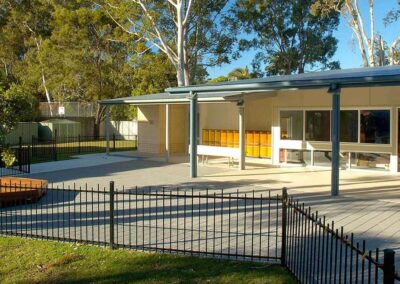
[360,110,390,144]
[313,150,332,167]
[350,152,390,171]
[340,111,358,142]
[305,111,330,141]
[280,111,303,140]
[313,151,349,168]
[279,149,311,165]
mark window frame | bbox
[304,109,332,142]
[278,107,392,147]
[359,108,392,145]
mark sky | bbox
[206,1,400,79]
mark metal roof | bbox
[98,91,259,105]
[99,66,400,105]
[166,66,400,94]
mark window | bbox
[305,111,330,141]
[280,111,303,140]
[350,152,390,171]
[340,110,358,142]
[313,151,349,168]
[279,149,311,164]
[360,110,390,144]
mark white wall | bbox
[100,120,138,138]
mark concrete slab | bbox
[21,153,400,270]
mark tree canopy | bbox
[0,0,178,132]
[312,0,400,66]
[0,84,37,143]
[98,0,235,86]
[231,0,340,75]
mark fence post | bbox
[53,129,58,161]
[109,181,115,250]
[18,137,22,171]
[113,133,116,152]
[78,134,81,154]
[281,187,288,266]
[383,249,395,284]
[27,146,31,173]
[31,135,34,159]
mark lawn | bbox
[0,236,295,284]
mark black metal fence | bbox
[28,134,137,163]
[0,182,398,283]
[0,146,31,177]
[282,190,399,283]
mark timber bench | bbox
[196,145,240,167]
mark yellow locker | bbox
[202,129,209,145]
[246,131,253,156]
[214,130,221,146]
[233,131,239,148]
[221,130,228,147]
[209,129,215,146]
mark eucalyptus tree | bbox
[312,0,400,66]
[384,1,400,65]
[97,0,234,86]
[0,0,53,109]
[232,0,340,75]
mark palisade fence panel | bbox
[28,134,137,163]
[283,193,400,284]
[0,183,398,283]
[113,187,282,261]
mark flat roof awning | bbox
[166,65,400,94]
[99,90,276,105]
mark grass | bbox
[0,236,295,284]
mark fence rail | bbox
[0,182,398,283]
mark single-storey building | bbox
[99,66,400,196]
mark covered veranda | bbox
[99,66,400,196]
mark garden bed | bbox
[0,177,48,206]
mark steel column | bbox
[189,92,198,178]
[238,102,245,170]
[105,106,110,155]
[165,104,170,162]
[330,85,341,196]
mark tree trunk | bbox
[41,73,53,117]
[176,1,186,87]
[344,1,370,67]
[94,104,105,139]
[377,35,385,66]
[389,36,400,65]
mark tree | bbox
[130,52,177,97]
[28,2,136,136]
[384,1,400,65]
[227,67,255,80]
[0,84,37,167]
[0,0,54,112]
[98,0,235,86]
[208,76,229,83]
[208,66,259,83]
[232,0,340,76]
[0,84,37,143]
[312,0,400,66]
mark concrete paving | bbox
[10,151,400,271]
